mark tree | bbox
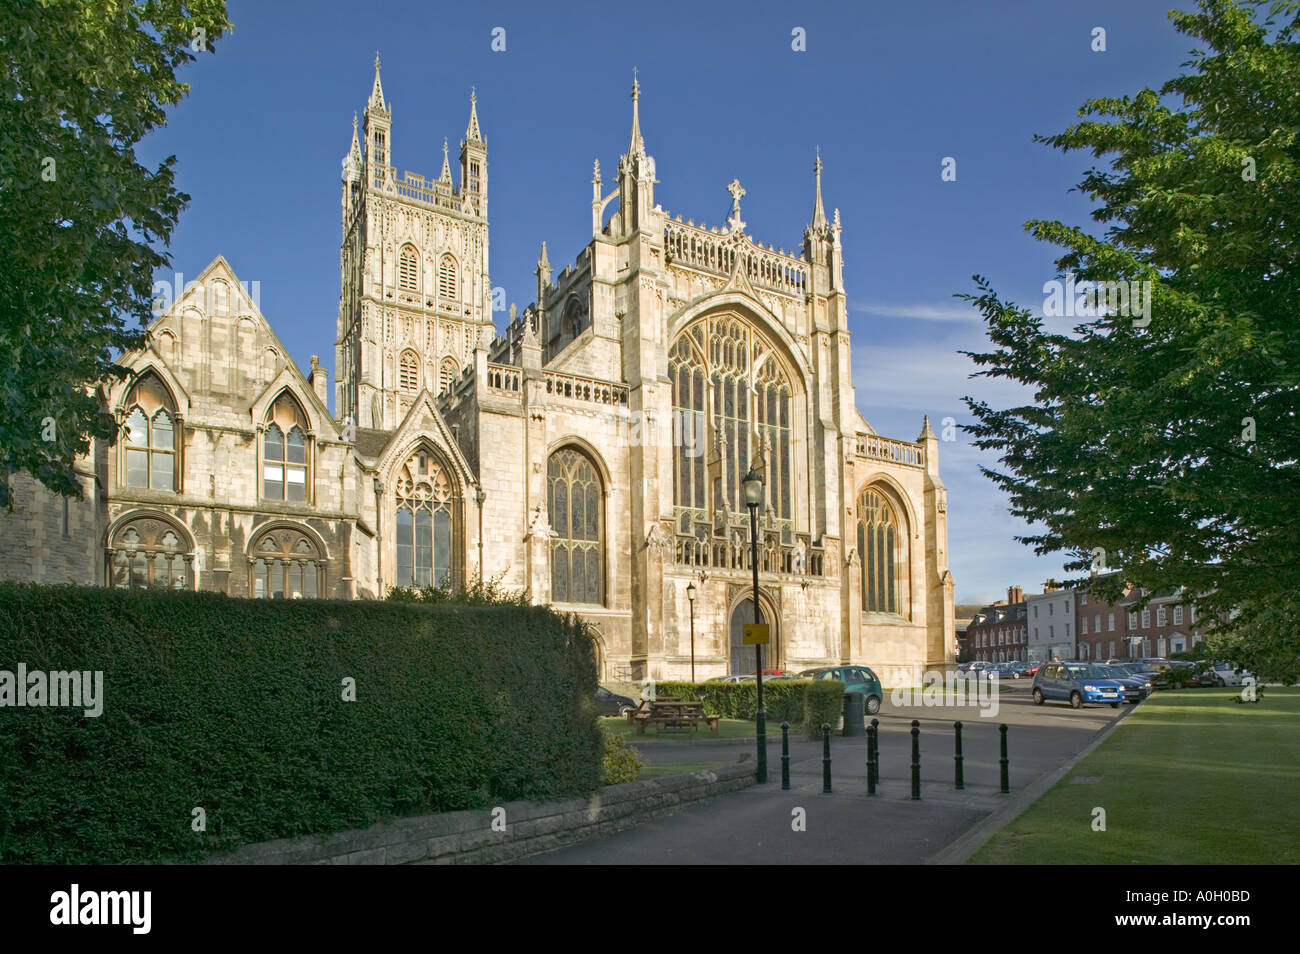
[960,0,1300,678]
[0,0,231,508]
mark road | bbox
[518,684,1129,864]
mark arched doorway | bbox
[729,597,776,675]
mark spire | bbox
[811,147,828,231]
[465,86,482,142]
[440,138,451,182]
[537,241,550,272]
[349,113,360,157]
[628,68,645,157]
[369,52,385,110]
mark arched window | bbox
[120,373,178,491]
[398,244,420,291]
[250,526,323,598]
[439,356,459,395]
[108,516,191,589]
[670,314,795,540]
[548,447,603,604]
[857,487,907,616]
[262,392,310,503]
[438,254,458,302]
[395,448,456,589]
[399,350,419,393]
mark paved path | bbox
[519,687,1128,864]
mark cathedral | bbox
[0,60,956,685]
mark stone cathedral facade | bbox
[0,62,955,685]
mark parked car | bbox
[1166,661,1208,688]
[1203,661,1254,687]
[985,663,1019,680]
[1006,661,1031,679]
[595,685,638,716]
[1023,662,1041,678]
[797,665,883,715]
[1032,662,1127,708]
[707,674,754,683]
[1099,664,1153,703]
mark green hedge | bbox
[651,679,845,736]
[0,584,602,864]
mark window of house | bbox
[108,518,190,589]
[1108,613,1115,631]
[262,392,310,503]
[1142,610,1151,628]
[1173,606,1183,625]
[251,527,322,598]
[120,374,178,492]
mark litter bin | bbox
[842,691,865,736]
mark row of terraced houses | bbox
[961,576,1211,664]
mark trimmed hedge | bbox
[652,679,846,737]
[0,584,602,864]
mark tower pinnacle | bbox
[628,70,645,157]
[811,147,828,232]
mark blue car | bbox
[1032,662,1128,708]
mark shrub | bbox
[648,679,819,727]
[600,726,643,784]
[804,679,846,739]
[0,583,602,863]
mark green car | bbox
[797,665,883,715]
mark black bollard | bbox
[954,720,964,790]
[822,722,832,793]
[1000,723,1010,794]
[866,721,877,795]
[781,721,790,791]
[869,717,880,793]
[910,719,921,800]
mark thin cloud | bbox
[850,300,983,323]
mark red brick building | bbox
[1075,576,1207,661]
[965,586,1029,662]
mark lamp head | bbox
[686,581,696,602]
[742,467,764,508]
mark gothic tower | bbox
[336,55,494,431]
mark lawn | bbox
[599,716,785,741]
[970,687,1300,864]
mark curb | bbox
[924,697,1146,865]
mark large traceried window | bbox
[120,373,178,491]
[263,392,310,503]
[670,313,795,541]
[250,526,322,598]
[548,447,602,604]
[857,487,907,616]
[395,448,455,589]
[108,516,191,589]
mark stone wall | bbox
[203,763,754,865]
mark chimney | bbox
[309,356,329,407]
[1044,579,1059,593]
[1007,585,1024,604]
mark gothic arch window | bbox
[548,446,603,604]
[108,516,192,589]
[398,244,420,291]
[669,313,796,540]
[438,254,458,302]
[857,487,908,617]
[399,349,420,394]
[395,447,457,589]
[438,356,459,395]
[250,526,324,598]
[120,373,178,492]
[262,391,311,503]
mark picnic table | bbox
[630,697,720,735]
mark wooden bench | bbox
[633,699,719,735]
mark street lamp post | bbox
[743,466,767,784]
[687,581,697,683]
[474,487,487,588]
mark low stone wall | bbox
[203,763,755,865]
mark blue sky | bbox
[137,0,1199,604]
